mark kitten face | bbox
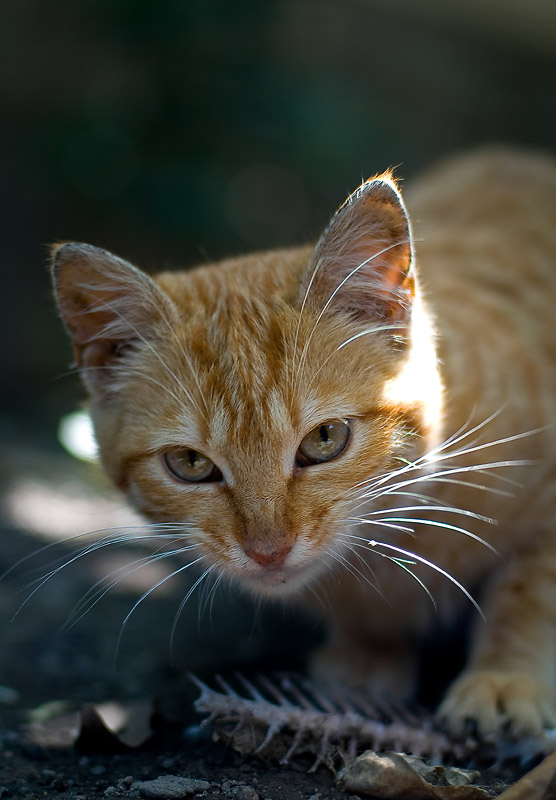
[51,176,439,599]
[108,289,406,597]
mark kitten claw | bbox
[437,670,556,740]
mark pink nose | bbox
[244,544,293,568]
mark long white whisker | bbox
[349,482,498,517]
[170,565,215,652]
[352,417,539,509]
[348,518,416,535]
[290,254,324,399]
[91,299,206,421]
[428,406,507,456]
[293,240,410,394]
[114,555,207,664]
[81,362,186,407]
[344,535,484,620]
[429,427,546,465]
[356,459,532,503]
[206,570,225,634]
[24,527,193,582]
[155,312,210,419]
[389,558,437,610]
[11,528,195,619]
[338,534,436,608]
[363,504,495,524]
[306,323,404,394]
[340,542,383,596]
[351,515,498,555]
[324,546,379,593]
[363,475,517,500]
[1,523,192,582]
[63,542,201,631]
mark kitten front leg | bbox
[439,539,556,738]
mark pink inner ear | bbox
[66,296,120,345]
[52,242,176,396]
[80,340,119,370]
[52,242,170,347]
[302,178,414,323]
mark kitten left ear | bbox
[302,174,415,325]
[51,243,175,395]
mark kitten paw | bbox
[437,670,556,739]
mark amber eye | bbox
[163,449,222,483]
[296,419,351,466]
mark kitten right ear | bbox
[51,243,174,395]
[301,174,415,327]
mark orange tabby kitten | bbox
[51,148,556,740]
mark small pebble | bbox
[91,765,107,776]
[182,724,205,741]
[235,786,258,800]
[131,775,211,799]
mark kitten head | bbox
[51,175,441,598]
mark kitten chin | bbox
[233,558,328,599]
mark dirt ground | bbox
[0,433,350,799]
[0,431,538,799]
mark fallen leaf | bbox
[75,699,153,752]
[337,751,489,798]
[403,755,481,787]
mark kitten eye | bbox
[163,449,222,483]
[297,419,351,466]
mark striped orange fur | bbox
[51,148,556,740]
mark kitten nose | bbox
[244,544,293,568]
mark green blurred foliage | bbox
[2,0,555,430]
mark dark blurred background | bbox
[3,0,556,432]
[0,0,556,705]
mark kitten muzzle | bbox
[243,543,292,569]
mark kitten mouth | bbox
[229,544,327,596]
[249,565,293,586]
[240,560,320,596]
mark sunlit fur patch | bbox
[383,287,442,439]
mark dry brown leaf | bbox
[337,751,489,798]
